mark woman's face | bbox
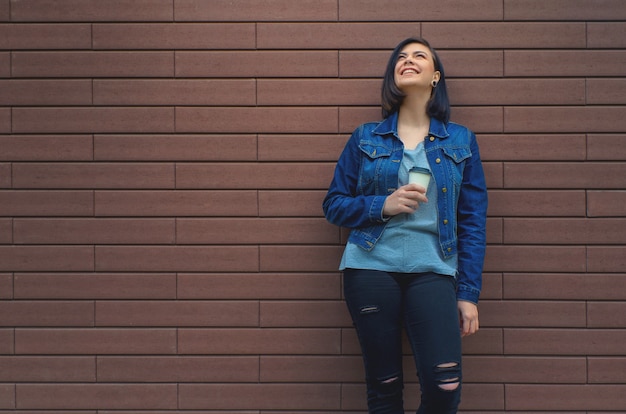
[394,42,440,92]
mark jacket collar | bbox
[373,111,450,139]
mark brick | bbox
[0,329,13,354]
[464,356,586,384]
[0,274,11,299]
[424,22,586,48]
[484,246,586,273]
[483,162,503,189]
[587,190,626,217]
[16,384,177,410]
[503,162,626,189]
[258,23,417,49]
[0,385,14,409]
[488,190,586,217]
[97,356,259,382]
[177,273,341,300]
[588,357,626,383]
[0,356,95,382]
[179,383,340,410]
[504,329,626,355]
[176,51,338,78]
[259,190,326,217]
[260,301,351,327]
[175,0,337,21]
[587,78,626,105]
[588,302,626,328]
[177,218,338,244]
[0,108,9,133]
[0,220,10,245]
[13,107,175,134]
[0,190,93,216]
[0,246,93,272]
[505,218,626,244]
[93,23,255,49]
[588,22,626,48]
[480,300,586,328]
[12,51,174,78]
[448,79,584,106]
[0,54,7,76]
[339,107,504,134]
[505,384,626,410]
[339,50,504,78]
[13,162,174,189]
[504,0,626,20]
[342,383,504,411]
[95,190,258,217]
[587,134,626,161]
[259,134,347,162]
[258,79,379,106]
[0,1,7,21]
[338,106,379,134]
[15,328,177,355]
[94,134,257,161]
[11,0,174,22]
[14,218,175,244]
[260,246,344,272]
[504,273,626,300]
[440,107,504,134]
[178,328,341,355]
[0,301,94,327]
[506,106,626,134]
[0,23,91,49]
[95,246,259,272]
[339,0,503,21]
[478,134,586,161]
[14,273,176,299]
[0,135,93,161]
[95,300,259,327]
[588,246,626,273]
[0,164,8,188]
[505,51,626,77]
[176,107,338,134]
[176,162,334,190]
[486,218,502,244]
[481,273,503,300]
[93,79,256,106]
[260,355,363,382]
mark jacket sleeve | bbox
[322,127,388,229]
[455,131,488,304]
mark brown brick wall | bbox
[0,0,625,412]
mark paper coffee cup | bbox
[408,167,431,190]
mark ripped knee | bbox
[435,362,460,391]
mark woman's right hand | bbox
[382,183,428,217]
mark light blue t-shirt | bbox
[339,141,458,276]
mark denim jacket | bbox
[323,112,488,303]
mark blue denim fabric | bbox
[323,113,488,303]
[344,269,462,413]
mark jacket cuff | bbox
[457,284,480,304]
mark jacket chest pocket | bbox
[358,142,393,194]
[442,146,472,185]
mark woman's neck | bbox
[396,94,431,150]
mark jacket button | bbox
[435,158,441,163]
[429,136,435,141]
[443,219,449,225]
[442,187,447,193]
[447,247,452,252]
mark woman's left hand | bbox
[458,301,479,337]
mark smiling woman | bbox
[323,37,488,414]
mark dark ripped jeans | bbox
[343,269,462,414]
